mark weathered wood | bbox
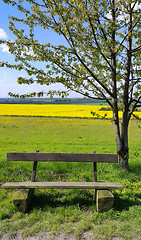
[93,162,97,182]
[31,161,38,182]
[2,181,123,189]
[31,150,39,182]
[93,161,97,201]
[96,190,114,212]
[3,151,123,212]
[30,151,39,196]
[7,152,118,163]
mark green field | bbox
[0,116,141,239]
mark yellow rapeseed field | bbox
[0,104,140,119]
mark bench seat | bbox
[2,151,123,212]
[2,181,123,190]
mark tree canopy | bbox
[1,0,141,169]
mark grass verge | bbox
[0,116,141,239]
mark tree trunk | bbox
[114,128,130,170]
[118,4,132,171]
[119,111,130,170]
[118,147,129,170]
[113,111,130,170]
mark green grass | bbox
[0,116,141,239]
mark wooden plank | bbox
[7,153,36,161]
[2,181,123,189]
[7,152,118,163]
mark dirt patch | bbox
[0,232,140,240]
[0,231,91,240]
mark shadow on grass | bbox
[28,189,141,212]
[28,190,95,211]
[114,193,141,211]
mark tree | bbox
[1,0,141,170]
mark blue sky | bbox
[0,1,80,98]
[1,1,140,98]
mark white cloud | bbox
[0,28,8,39]
[0,43,9,53]
[21,46,34,56]
[0,28,10,53]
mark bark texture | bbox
[113,111,130,170]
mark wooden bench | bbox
[2,151,123,212]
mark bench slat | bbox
[2,181,123,189]
[7,153,118,163]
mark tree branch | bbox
[129,96,141,118]
[87,14,113,70]
[132,45,141,53]
[119,19,140,48]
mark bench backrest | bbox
[7,152,118,183]
[7,152,118,163]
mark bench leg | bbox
[93,189,97,202]
[96,190,114,212]
[12,189,34,212]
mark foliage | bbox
[0,116,141,239]
[0,0,140,105]
[1,0,141,169]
